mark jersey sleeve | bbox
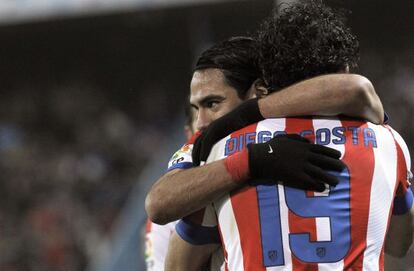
[390,127,413,215]
[175,205,221,245]
[392,173,413,215]
[166,143,194,172]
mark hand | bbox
[193,98,263,166]
[247,134,345,191]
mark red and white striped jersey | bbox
[200,117,412,271]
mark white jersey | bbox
[145,220,177,271]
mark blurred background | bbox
[0,0,412,270]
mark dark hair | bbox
[257,0,359,91]
[194,36,261,99]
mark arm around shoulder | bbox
[145,169,182,225]
[145,161,241,225]
[340,74,384,124]
[257,73,384,124]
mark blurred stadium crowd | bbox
[0,0,412,270]
[0,85,172,270]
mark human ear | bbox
[254,79,269,98]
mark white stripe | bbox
[362,124,398,270]
[216,194,244,271]
[311,118,345,155]
[317,261,343,271]
[256,118,286,135]
[312,118,345,270]
[389,126,411,171]
[207,134,240,269]
[207,134,231,163]
[208,127,262,271]
[201,204,219,227]
[202,135,230,227]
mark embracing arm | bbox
[146,135,344,225]
[145,161,241,225]
[193,74,384,165]
[259,73,384,123]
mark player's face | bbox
[190,68,244,132]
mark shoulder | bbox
[385,125,411,168]
[167,143,194,172]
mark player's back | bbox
[206,117,409,271]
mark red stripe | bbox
[285,118,318,271]
[217,222,229,271]
[224,148,249,183]
[145,218,152,233]
[231,186,265,270]
[341,120,375,270]
[228,123,266,270]
[187,131,201,144]
[378,248,384,271]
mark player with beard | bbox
[150,1,413,270]
[146,36,384,271]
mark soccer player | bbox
[146,35,385,271]
[146,38,384,226]
[155,1,412,270]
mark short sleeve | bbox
[392,171,413,215]
[392,185,413,215]
[175,204,220,245]
[166,143,194,172]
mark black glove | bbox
[247,134,346,192]
[192,98,263,166]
